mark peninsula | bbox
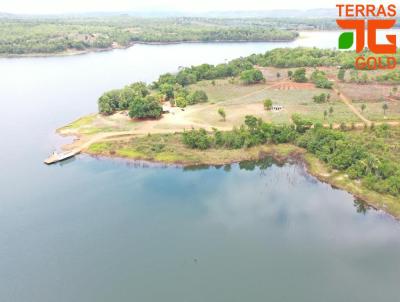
[56,47,400,218]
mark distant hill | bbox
[196,9,336,18]
[0,12,14,18]
[0,9,337,19]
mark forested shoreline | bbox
[182,116,400,200]
[0,16,317,55]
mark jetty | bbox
[44,150,79,165]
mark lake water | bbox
[1,32,400,302]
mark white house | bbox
[272,105,284,112]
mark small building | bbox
[272,105,284,112]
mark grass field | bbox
[87,133,303,165]
[58,112,136,135]
[360,101,400,121]
[337,83,391,102]
[189,77,359,125]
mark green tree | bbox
[159,83,174,100]
[218,108,226,121]
[292,68,307,83]
[291,114,313,133]
[244,115,259,131]
[128,82,149,97]
[176,70,197,86]
[98,90,121,115]
[128,96,162,119]
[361,103,366,112]
[175,96,188,108]
[288,70,293,79]
[263,99,273,110]
[329,106,334,116]
[187,90,208,105]
[324,110,328,120]
[338,68,346,81]
[240,69,265,85]
[311,70,332,88]
[313,93,327,103]
[383,103,389,116]
[182,128,211,150]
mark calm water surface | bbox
[0,32,400,302]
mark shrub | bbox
[187,90,208,104]
[175,96,188,108]
[218,108,226,121]
[182,129,212,150]
[313,93,327,103]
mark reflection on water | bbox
[353,198,371,215]
[140,157,380,227]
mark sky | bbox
[1,0,341,14]
[1,0,396,14]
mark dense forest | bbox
[0,16,316,55]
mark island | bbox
[55,47,400,219]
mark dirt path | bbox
[333,87,372,126]
[333,85,400,128]
[61,109,232,154]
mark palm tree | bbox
[361,103,366,112]
[382,103,389,116]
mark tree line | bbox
[182,116,400,197]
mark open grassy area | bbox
[87,133,303,166]
[189,79,266,103]
[356,101,400,122]
[189,77,360,126]
[337,83,391,102]
[58,112,136,135]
